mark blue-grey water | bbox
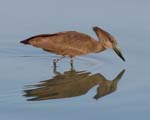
[0,0,150,120]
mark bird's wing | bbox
[93,26,114,42]
[21,31,97,55]
[20,32,63,44]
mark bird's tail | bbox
[20,39,30,44]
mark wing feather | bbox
[21,31,97,56]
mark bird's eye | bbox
[108,37,113,42]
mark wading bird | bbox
[20,26,125,66]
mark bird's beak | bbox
[113,44,125,61]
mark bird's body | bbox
[21,31,104,57]
[20,26,125,66]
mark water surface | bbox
[0,0,150,120]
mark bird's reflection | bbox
[23,67,125,101]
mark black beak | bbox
[113,45,125,62]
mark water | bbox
[0,0,150,120]
[0,36,149,120]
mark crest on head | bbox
[93,26,125,61]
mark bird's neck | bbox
[95,41,106,53]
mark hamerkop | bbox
[20,26,125,66]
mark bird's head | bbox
[93,26,125,61]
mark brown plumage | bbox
[20,26,125,66]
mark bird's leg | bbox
[53,56,64,67]
[70,57,74,69]
[53,65,61,75]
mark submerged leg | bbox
[53,56,64,67]
[53,64,61,75]
[70,57,74,69]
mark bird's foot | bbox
[53,56,64,68]
[53,61,57,67]
[70,57,74,70]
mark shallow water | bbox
[0,35,150,120]
[0,1,150,120]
